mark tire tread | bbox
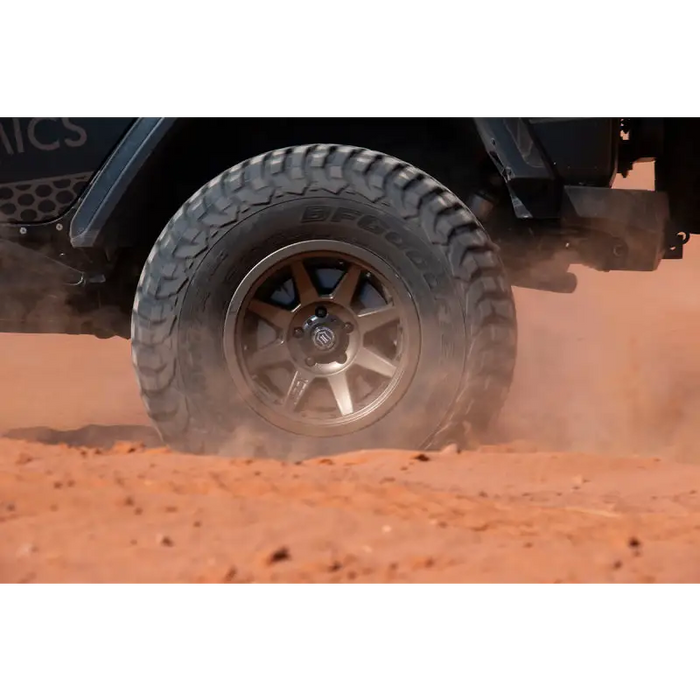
[131,144,516,452]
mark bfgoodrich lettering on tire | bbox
[131,144,517,458]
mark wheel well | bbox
[102,118,492,252]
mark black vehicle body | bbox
[0,117,691,340]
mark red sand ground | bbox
[3,163,700,583]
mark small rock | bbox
[412,453,430,462]
[266,546,290,564]
[112,441,145,455]
[572,474,588,489]
[5,502,16,512]
[122,496,135,507]
[145,446,172,455]
[612,559,622,570]
[628,536,642,554]
[17,543,37,558]
[193,520,202,528]
[478,490,489,498]
[53,481,63,490]
[165,505,178,513]
[222,566,238,582]
[441,443,460,455]
[328,560,343,572]
[134,507,143,515]
[15,453,33,465]
[410,556,435,569]
[157,534,174,547]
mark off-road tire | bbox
[131,144,517,457]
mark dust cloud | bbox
[499,162,700,462]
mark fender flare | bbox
[70,117,178,247]
[473,118,560,218]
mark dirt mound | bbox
[3,161,700,583]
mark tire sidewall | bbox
[175,193,467,457]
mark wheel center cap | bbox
[312,325,337,352]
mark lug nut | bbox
[293,327,304,338]
[316,306,327,318]
[305,357,316,367]
[343,322,354,333]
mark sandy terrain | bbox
[3,162,700,583]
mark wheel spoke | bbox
[248,299,293,331]
[247,340,288,373]
[355,346,397,378]
[283,370,314,411]
[330,264,362,307]
[357,305,400,335]
[327,372,354,416]
[291,261,317,307]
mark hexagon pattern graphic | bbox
[0,172,91,224]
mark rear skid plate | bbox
[561,186,669,272]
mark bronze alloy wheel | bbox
[224,241,420,436]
